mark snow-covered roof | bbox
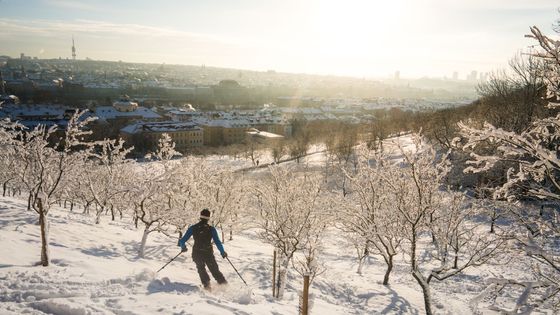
[121,121,202,134]
[246,130,284,139]
[93,106,161,121]
[169,109,199,115]
[0,104,67,120]
[194,117,252,128]
[280,107,323,114]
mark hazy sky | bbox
[0,0,558,78]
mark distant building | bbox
[0,94,19,105]
[198,119,250,146]
[467,70,478,82]
[168,104,200,121]
[92,96,161,124]
[213,79,247,104]
[452,71,459,80]
[92,105,160,122]
[120,121,203,153]
[0,104,67,130]
[112,95,138,112]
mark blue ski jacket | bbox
[178,223,225,256]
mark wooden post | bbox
[272,249,277,298]
[301,273,310,315]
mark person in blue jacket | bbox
[178,208,227,289]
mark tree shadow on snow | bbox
[379,286,417,315]
[0,215,37,229]
[120,241,171,261]
[81,246,121,258]
[147,277,198,294]
[312,279,417,314]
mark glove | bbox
[221,252,227,259]
[181,246,188,253]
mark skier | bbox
[178,208,228,290]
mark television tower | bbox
[71,36,76,60]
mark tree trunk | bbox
[83,201,91,215]
[356,246,368,274]
[412,269,433,315]
[138,225,150,258]
[383,254,394,285]
[275,254,290,299]
[2,180,8,197]
[410,225,432,313]
[95,206,104,224]
[27,192,33,211]
[38,206,50,267]
[111,205,115,221]
[453,243,459,269]
[70,202,74,212]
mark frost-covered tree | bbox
[84,138,134,224]
[253,166,326,299]
[340,147,404,284]
[292,229,327,285]
[429,192,503,280]
[288,133,310,163]
[0,118,23,197]
[16,111,96,266]
[242,136,262,166]
[133,133,182,258]
[270,140,287,164]
[167,157,211,238]
[200,168,246,241]
[384,137,503,315]
[458,25,560,311]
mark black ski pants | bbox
[192,249,226,286]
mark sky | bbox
[0,0,558,79]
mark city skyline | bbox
[0,0,558,79]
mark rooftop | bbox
[121,121,202,134]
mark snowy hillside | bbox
[0,194,541,315]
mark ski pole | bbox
[156,250,184,273]
[226,256,248,286]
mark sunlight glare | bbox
[310,0,407,58]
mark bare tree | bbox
[384,137,503,314]
[17,111,96,266]
[271,140,287,164]
[133,133,182,258]
[340,147,403,283]
[253,166,326,299]
[84,138,133,224]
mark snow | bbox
[0,192,540,314]
[0,135,555,314]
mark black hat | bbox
[200,208,211,220]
